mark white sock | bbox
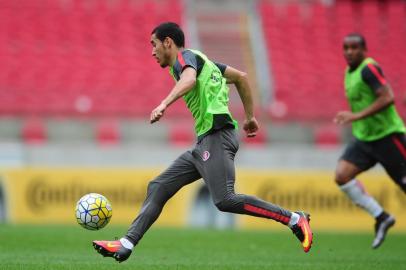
[288,212,300,228]
[340,179,383,218]
[120,238,134,250]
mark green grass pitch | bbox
[0,225,405,270]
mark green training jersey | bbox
[344,57,405,141]
[169,49,238,137]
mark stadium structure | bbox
[0,0,405,231]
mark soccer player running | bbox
[92,22,313,262]
[334,33,406,249]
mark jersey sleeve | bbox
[179,50,198,72]
[361,63,387,92]
[213,62,227,75]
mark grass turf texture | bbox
[1,225,405,270]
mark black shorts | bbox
[341,132,406,190]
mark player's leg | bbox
[125,151,201,244]
[195,128,312,252]
[378,133,406,193]
[335,160,385,216]
[93,151,201,262]
[335,139,394,248]
[366,133,406,248]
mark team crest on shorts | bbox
[202,151,210,161]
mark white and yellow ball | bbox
[75,193,112,230]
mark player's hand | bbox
[243,117,259,137]
[334,111,358,125]
[150,103,167,124]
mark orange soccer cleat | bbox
[291,211,313,253]
[92,240,132,262]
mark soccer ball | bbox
[75,193,112,230]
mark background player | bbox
[334,33,406,249]
[92,22,313,262]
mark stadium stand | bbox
[0,0,183,117]
[260,0,406,121]
[1,0,405,146]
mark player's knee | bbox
[335,170,352,186]
[215,200,231,212]
[215,197,237,212]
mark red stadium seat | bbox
[96,119,120,146]
[169,121,195,147]
[0,0,182,117]
[22,117,47,144]
[314,124,340,148]
[259,0,406,121]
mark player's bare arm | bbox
[150,67,197,123]
[222,66,258,137]
[334,84,394,125]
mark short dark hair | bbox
[345,33,367,49]
[151,22,185,48]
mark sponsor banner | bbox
[1,168,199,226]
[0,168,405,231]
[237,170,406,231]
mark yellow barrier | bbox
[1,168,405,231]
[237,170,406,231]
[1,168,199,226]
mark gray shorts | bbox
[153,127,239,205]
